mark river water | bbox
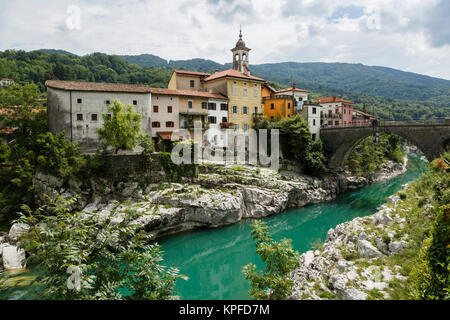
[159,154,429,300]
[0,154,428,300]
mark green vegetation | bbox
[0,82,45,107]
[255,115,327,176]
[409,155,449,300]
[0,50,171,91]
[346,133,406,176]
[0,196,185,300]
[97,100,143,154]
[159,140,197,182]
[242,220,300,300]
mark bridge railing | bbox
[321,118,450,129]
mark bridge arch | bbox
[320,124,450,170]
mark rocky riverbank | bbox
[0,157,409,271]
[289,180,432,300]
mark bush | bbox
[242,220,300,300]
[2,195,186,300]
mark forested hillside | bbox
[1,49,449,120]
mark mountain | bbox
[1,49,449,119]
[120,54,450,104]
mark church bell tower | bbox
[231,27,251,76]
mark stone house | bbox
[46,80,152,149]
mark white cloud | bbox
[0,0,449,79]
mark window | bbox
[243,123,249,131]
[190,80,195,88]
[168,106,173,113]
[312,107,317,114]
[288,103,291,109]
[313,119,316,126]
[344,109,346,114]
[77,98,82,104]
[328,121,332,125]
[254,106,258,114]
[133,100,138,105]
[208,116,217,124]
[153,105,159,113]
[243,82,247,86]
[242,106,248,115]
[188,101,193,109]
[152,121,160,128]
[232,105,238,114]
[76,114,83,121]
[271,103,274,110]
[201,115,206,122]
[201,102,207,109]
[91,114,98,121]
[222,117,228,123]
[166,121,174,128]
[328,110,332,117]
[312,133,317,141]
[253,89,259,97]
[335,108,339,114]
[106,114,112,120]
[243,88,248,97]
[335,121,339,126]
[233,124,239,131]
[220,104,228,111]
[208,103,216,110]
[232,86,238,96]
[105,100,110,105]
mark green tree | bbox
[242,220,301,300]
[97,100,142,154]
[3,195,186,300]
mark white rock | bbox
[388,241,409,254]
[2,246,26,270]
[357,240,383,259]
[373,212,393,226]
[329,274,348,291]
[302,251,315,267]
[8,223,30,243]
[341,288,367,300]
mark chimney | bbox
[292,83,296,89]
[215,69,219,73]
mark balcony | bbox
[220,122,234,129]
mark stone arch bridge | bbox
[320,121,450,170]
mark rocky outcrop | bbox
[28,157,408,238]
[290,191,414,300]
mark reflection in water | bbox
[161,154,429,300]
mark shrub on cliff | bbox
[1,195,186,300]
[243,220,300,300]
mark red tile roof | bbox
[174,70,211,77]
[315,97,354,104]
[276,87,309,94]
[46,80,152,93]
[202,69,265,82]
[151,88,228,100]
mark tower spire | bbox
[231,25,251,75]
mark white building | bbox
[276,85,309,109]
[298,103,322,140]
[0,78,15,87]
[46,80,152,149]
[206,98,229,148]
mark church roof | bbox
[202,69,264,82]
[46,80,152,93]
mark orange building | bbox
[262,83,295,119]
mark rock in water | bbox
[2,246,26,270]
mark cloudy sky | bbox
[1,0,450,79]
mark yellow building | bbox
[262,83,295,119]
[202,69,264,132]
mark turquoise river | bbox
[0,154,429,300]
[160,154,428,300]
